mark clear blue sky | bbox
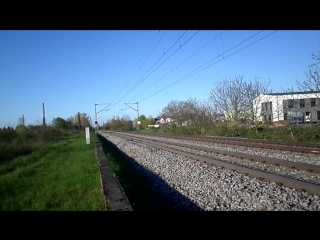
[0,30,319,128]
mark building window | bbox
[288,100,294,108]
[305,112,311,122]
[268,114,272,122]
[311,98,316,107]
[284,113,288,120]
[299,99,305,108]
[265,102,268,111]
[261,103,265,111]
[317,111,320,120]
[263,115,267,121]
[269,102,272,111]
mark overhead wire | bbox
[179,30,263,81]
[125,31,159,86]
[111,30,168,107]
[136,30,225,96]
[109,30,195,110]
[138,30,278,103]
[124,30,197,97]
[125,30,188,94]
[109,30,170,110]
[140,30,168,68]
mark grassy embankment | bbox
[0,126,105,211]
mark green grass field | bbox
[0,133,106,211]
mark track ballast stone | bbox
[100,133,320,211]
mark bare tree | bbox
[121,114,131,121]
[65,112,91,129]
[121,114,133,131]
[209,76,247,120]
[193,100,215,134]
[209,75,272,123]
[296,46,320,97]
[161,98,199,128]
[160,98,214,134]
[17,116,25,126]
[160,100,183,126]
[244,77,273,122]
[80,113,91,128]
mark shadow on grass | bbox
[97,134,204,211]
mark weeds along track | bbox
[101,131,320,197]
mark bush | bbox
[204,123,320,143]
[0,128,17,143]
[0,125,78,163]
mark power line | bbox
[160,31,165,55]
[109,30,193,110]
[110,30,195,109]
[136,31,225,96]
[139,30,278,103]
[140,30,276,103]
[139,30,168,70]
[126,30,188,93]
[119,31,160,97]
[137,30,262,102]
[124,30,194,96]
[179,31,277,83]
[126,31,159,86]
[180,30,264,81]
[110,31,168,109]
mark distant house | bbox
[154,116,174,124]
[147,116,175,128]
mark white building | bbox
[154,116,174,124]
[253,91,320,123]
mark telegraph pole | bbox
[78,112,82,129]
[94,103,111,129]
[124,102,139,132]
[95,104,97,127]
[137,102,139,131]
[22,114,25,126]
[42,103,46,126]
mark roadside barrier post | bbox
[85,127,90,144]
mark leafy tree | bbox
[52,117,68,130]
[138,115,146,120]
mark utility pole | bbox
[42,103,46,126]
[22,114,25,126]
[95,104,97,128]
[124,102,139,132]
[94,103,111,130]
[78,112,82,129]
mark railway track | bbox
[101,131,320,197]
[130,132,320,155]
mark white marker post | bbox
[85,127,90,144]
